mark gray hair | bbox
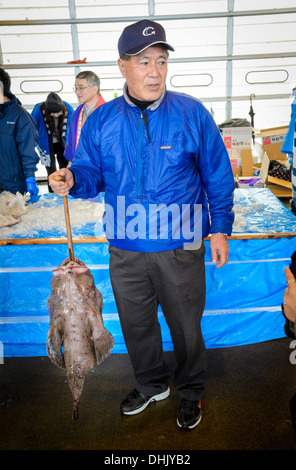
[121,46,169,61]
[76,71,100,92]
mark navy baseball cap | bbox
[118,19,175,58]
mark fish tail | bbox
[72,400,79,421]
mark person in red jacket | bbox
[64,71,105,163]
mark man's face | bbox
[118,45,168,102]
[74,78,98,107]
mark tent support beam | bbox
[1,8,296,26]
[4,51,296,70]
[68,0,81,77]
[226,0,234,120]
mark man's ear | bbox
[118,58,126,78]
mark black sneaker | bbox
[120,387,170,415]
[177,398,202,429]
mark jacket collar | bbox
[0,92,20,109]
[123,82,165,111]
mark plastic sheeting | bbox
[1,188,296,357]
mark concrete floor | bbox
[1,186,295,453]
[0,338,296,451]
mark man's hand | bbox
[48,169,74,197]
[210,233,229,268]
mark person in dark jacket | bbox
[32,92,74,191]
[0,67,39,195]
[49,20,235,431]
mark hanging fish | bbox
[47,256,114,420]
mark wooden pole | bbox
[1,232,296,246]
[52,174,74,264]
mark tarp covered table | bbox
[1,188,296,357]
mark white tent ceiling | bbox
[1,0,296,129]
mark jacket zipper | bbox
[137,112,144,198]
[137,110,151,198]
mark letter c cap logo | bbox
[142,27,155,36]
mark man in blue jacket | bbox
[49,20,235,430]
[0,68,39,195]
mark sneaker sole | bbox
[177,411,202,429]
[122,387,170,416]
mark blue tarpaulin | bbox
[1,188,296,357]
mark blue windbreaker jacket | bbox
[70,87,235,252]
[64,103,84,163]
[0,93,39,194]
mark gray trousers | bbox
[109,243,207,401]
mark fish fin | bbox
[95,289,103,309]
[93,330,114,365]
[46,328,66,369]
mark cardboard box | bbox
[260,125,288,141]
[241,149,253,176]
[260,151,270,183]
[233,127,292,196]
[222,127,252,150]
[228,126,291,194]
[261,131,292,190]
[265,183,292,198]
[221,127,252,176]
[267,175,292,189]
[260,126,288,161]
[236,151,270,188]
[231,166,242,177]
[230,157,241,171]
[253,148,292,197]
[236,177,264,188]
